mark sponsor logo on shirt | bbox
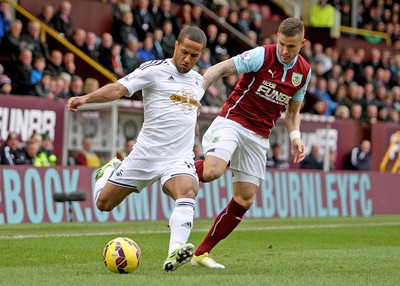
[170,87,198,115]
[255,80,291,105]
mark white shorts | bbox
[202,116,269,186]
[108,146,198,192]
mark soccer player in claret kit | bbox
[192,17,311,268]
[67,26,207,272]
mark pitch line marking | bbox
[0,221,399,240]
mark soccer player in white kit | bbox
[67,26,207,272]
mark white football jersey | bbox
[118,59,204,158]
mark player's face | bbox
[172,37,204,74]
[277,33,305,65]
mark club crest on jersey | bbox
[291,72,302,86]
[170,87,198,115]
[212,136,220,143]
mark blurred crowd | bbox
[0,0,399,166]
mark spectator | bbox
[175,3,192,32]
[0,0,12,40]
[195,48,212,70]
[116,138,136,160]
[334,105,350,120]
[34,71,54,99]
[191,5,203,29]
[31,56,46,85]
[98,33,114,71]
[74,137,101,167]
[121,37,142,74]
[148,0,163,27]
[112,0,133,23]
[300,145,323,170]
[10,48,35,95]
[0,132,26,165]
[340,1,351,27]
[152,27,165,60]
[0,19,23,60]
[35,131,57,166]
[69,28,86,51]
[83,77,99,94]
[82,31,99,61]
[37,3,55,28]
[314,77,337,115]
[309,0,336,28]
[51,0,73,38]
[205,24,219,64]
[161,20,176,58]
[0,74,12,94]
[57,72,71,98]
[62,52,76,76]
[132,0,155,41]
[266,143,289,169]
[22,138,40,165]
[345,140,372,170]
[137,35,157,62]
[20,21,50,59]
[214,32,229,62]
[68,75,83,97]
[112,11,138,46]
[110,43,125,77]
[159,0,177,35]
[45,49,65,77]
[237,8,251,35]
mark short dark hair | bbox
[177,26,207,49]
[278,17,304,38]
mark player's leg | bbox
[193,123,268,268]
[196,117,237,182]
[93,156,142,212]
[192,179,259,269]
[161,168,199,272]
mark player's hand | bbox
[292,138,306,163]
[67,96,86,112]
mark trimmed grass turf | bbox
[0,216,399,286]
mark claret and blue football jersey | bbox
[222,44,312,138]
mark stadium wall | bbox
[0,166,399,224]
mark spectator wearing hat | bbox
[0,74,12,94]
[0,132,26,165]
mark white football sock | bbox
[168,198,195,254]
[93,166,114,203]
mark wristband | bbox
[289,130,301,142]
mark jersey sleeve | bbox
[117,62,157,97]
[232,46,265,74]
[292,69,312,101]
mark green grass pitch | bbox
[1,216,399,286]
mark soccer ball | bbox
[103,237,141,274]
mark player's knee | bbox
[203,167,223,182]
[96,198,113,212]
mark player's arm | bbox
[202,58,237,90]
[285,100,305,163]
[67,82,128,112]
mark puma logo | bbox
[268,69,276,78]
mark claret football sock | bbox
[195,198,247,256]
[194,160,205,182]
